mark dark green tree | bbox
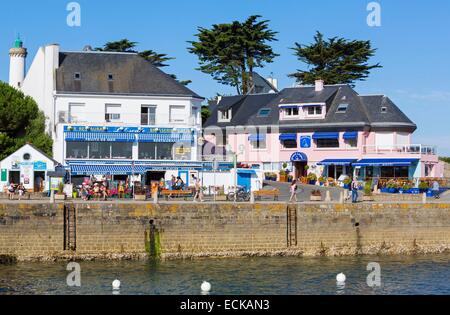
[96,39,190,85]
[0,81,53,159]
[289,31,382,86]
[188,15,278,95]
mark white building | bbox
[0,144,58,192]
[9,38,207,186]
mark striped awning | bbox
[137,133,192,143]
[70,165,147,176]
[65,132,135,142]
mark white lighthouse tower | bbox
[9,36,27,89]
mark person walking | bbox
[432,180,440,199]
[289,180,298,203]
[351,178,359,203]
[17,183,26,201]
[192,175,204,202]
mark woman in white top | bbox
[289,180,298,203]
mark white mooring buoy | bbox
[201,281,212,293]
[112,279,121,290]
[336,273,346,284]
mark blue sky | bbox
[1,0,449,155]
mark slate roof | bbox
[55,51,203,99]
[204,84,417,132]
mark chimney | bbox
[315,79,324,92]
[217,96,223,105]
[266,77,278,90]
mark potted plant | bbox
[386,182,399,194]
[343,178,352,189]
[264,172,272,181]
[310,190,322,202]
[318,176,326,186]
[279,170,288,182]
[418,181,429,193]
[287,175,294,183]
[134,186,147,201]
[55,182,67,200]
[307,173,317,185]
[363,181,374,202]
[401,184,413,194]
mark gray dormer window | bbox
[336,104,349,113]
[258,108,271,117]
[74,72,81,80]
[381,106,388,113]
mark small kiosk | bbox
[0,144,58,193]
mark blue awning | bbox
[70,165,147,176]
[279,134,297,141]
[237,169,257,175]
[65,132,135,142]
[343,132,358,140]
[138,133,192,143]
[312,132,339,140]
[290,152,308,162]
[279,105,299,109]
[249,134,266,142]
[318,159,357,166]
[353,159,419,167]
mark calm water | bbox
[0,254,449,295]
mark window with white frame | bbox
[105,104,121,122]
[283,107,299,117]
[170,105,186,123]
[218,109,232,122]
[141,105,156,125]
[307,106,323,116]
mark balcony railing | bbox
[363,144,437,156]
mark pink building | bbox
[204,81,443,180]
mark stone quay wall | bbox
[0,202,449,261]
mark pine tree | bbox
[289,31,382,86]
[188,15,278,95]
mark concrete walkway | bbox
[261,180,345,202]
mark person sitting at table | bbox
[175,177,185,190]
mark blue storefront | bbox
[64,125,199,184]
